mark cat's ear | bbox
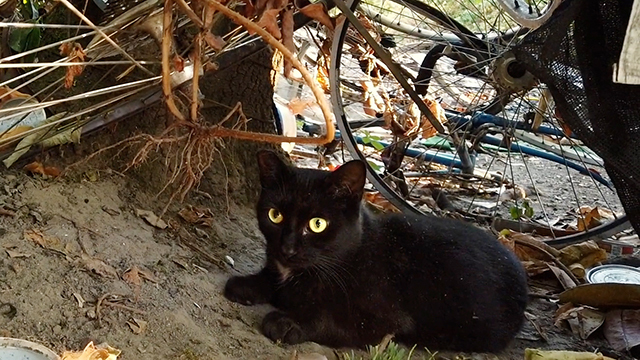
[257,150,288,187]
[328,160,366,197]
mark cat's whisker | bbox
[309,265,329,288]
[314,259,350,298]
[317,254,357,284]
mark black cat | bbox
[224,150,528,353]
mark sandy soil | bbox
[0,142,633,360]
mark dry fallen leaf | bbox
[60,341,120,360]
[282,7,295,78]
[560,283,640,308]
[547,264,577,290]
[79,254,118,278]
[299,3,334,30]
[559,240,607,268]
[24,228,63,251]
[204,32,226,51]
[243,0,256,18]
[136,209,168,229]
[256,8,282,39]
[255,0,269,13]
[287,98,314,115]
[5,249,30,258]
[122,266,143,286]
[364,192,400,213]
[524,349,615,360]
[576,206,616,231]
[173,55,185,72]
[178,206,214,227]
[23,161,61,178]
[316,57,331,94]
[126,318,148,334]
[604,309,640,353]
[554,303,605,339]
[138,267,158,283]
[59,42,86,89]
[361,79,384,116]
[420,96,447,139]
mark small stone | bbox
[194,228,209,239]
[63,310,74,319]
[224,255,234,268]
[30,210,43,223]
[9,262,21,274]
[52,325,62,335]
[86,309,96,319]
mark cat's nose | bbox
[281,244,297,258]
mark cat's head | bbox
[255,150,365,276]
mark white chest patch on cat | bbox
[275,260,291,282]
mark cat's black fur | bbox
[224,150,528,353]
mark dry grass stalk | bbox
[175,0,205,28]
[205,0,336,145]
[162,0,186,122]
[191,33,202,122]
[57,0,153,76]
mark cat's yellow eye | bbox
[308,217,327,233]
[268,208,283,224]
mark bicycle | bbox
[325,0,630,246]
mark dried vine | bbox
[78,0,338,215]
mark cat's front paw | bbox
[262,311,306,344]
[224,275,271,305]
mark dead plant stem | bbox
[191,33,202,122]
[204,0,335,144]
[57,0,153,76]
[175,0,205,28]
[162,0,187,121]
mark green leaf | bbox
[510,206,521,220]
[8,24,41,60]
[371,140,385,151]
[524,201,535,218]
[9,27,30,52]
[367,160,382,173]
[24,26,41,51]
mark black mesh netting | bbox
[512,0,640,233]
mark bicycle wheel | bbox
[329,0,629,245]
[496,0,562,29]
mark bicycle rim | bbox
[330,0,629,245]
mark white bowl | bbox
[0,337,59,360]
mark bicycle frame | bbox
[334,108,612,188]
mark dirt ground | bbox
[0,123,635,360]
